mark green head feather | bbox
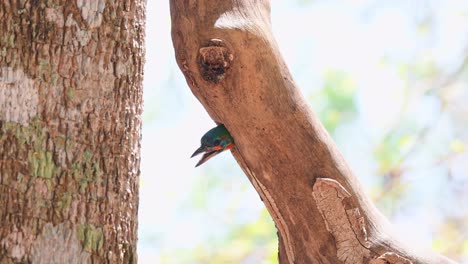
[200,124,233,149]
[191,124,234,167]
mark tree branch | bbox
[170,1,457,263]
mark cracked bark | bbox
[0,1,145,263]
[170,1,458,263]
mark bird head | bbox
[191,124,234,167]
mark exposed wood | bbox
[0,0,145,263]
[169,1,457,263]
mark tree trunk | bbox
[170,1,457,263]
[0,1,145,263]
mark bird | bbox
[191,124,234,167]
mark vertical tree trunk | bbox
[170,1,457,263]
[0,1,145,263]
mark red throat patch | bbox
[213,145,223,150]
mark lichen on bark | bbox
[0,0,145,263]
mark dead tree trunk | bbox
[0,1,145,263]
[170,1,457,263]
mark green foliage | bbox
[226,210,276,249]
[159,209,277,264]
[310,69,357,133]
[187,171,223,209]
[396,59,439,86]
[374,132,413,174]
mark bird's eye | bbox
[213,139,220,146]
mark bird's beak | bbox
[191,146,205,158]
[195,150,222,167]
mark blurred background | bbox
[138,0,468,263]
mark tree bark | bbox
[0,1,145,263]
[170,1,457,263]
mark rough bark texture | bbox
[170,1,457,264]
[0,0,145,263]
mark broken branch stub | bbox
[198,39,234,83]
